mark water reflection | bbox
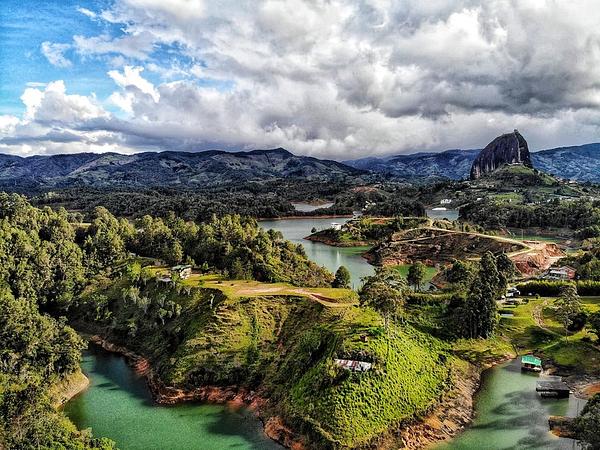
[259,217,374,288]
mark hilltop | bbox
[73,269,456,449]
[420,164,600,210]
[469,130,532,180]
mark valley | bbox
[1,131,600,450]
[4,3,600,450]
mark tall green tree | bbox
[588,311,600,339]
[463,252,500,338]
[333,266,351,289]
[359,267,406,330]
[83,207,127,273]
[496,253,517,291]
[554,284,582,339]
[446,260,475,291]
[407,262,426,291]
[575,393,600,449]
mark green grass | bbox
[393,264,438,284]
[148,269,357,303]
[451,336,515,365]
[80,272,452,448]
[188,274,357,303]
[285,319,452,447]
[498,297,600,374]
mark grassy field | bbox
[448,296,600,373]
[393,264,438,285]
[148,268,357,304]
[499,296,600,373]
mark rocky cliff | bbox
[470,130,533,179]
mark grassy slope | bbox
[80,274,452,448]
[469,296,600,374]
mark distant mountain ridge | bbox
[0,148,365,190]
[1,141,599,191]
[347,149,479,180]
[345,143,600,182]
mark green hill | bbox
[426,164,599,209]
[76,274,453,448]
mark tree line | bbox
[460,198,600,230]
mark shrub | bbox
[516,280,600,297]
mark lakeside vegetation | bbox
[2,159,600,450]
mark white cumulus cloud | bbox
[7,1,600,158]
[41,42,72,68]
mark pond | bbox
[436,359,584,450]
[64,346,282,450]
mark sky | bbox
[2,0,600,160]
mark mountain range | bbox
[344,143,600,182]
[0,148,364,190]
[0,141,599,191]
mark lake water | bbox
[436,359,584,450]
[259,217,374,289]
[426,209,460,221]
[64,347,282,450]
[291,202,334,212]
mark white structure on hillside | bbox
[334,359,372,372]
[171,264,192,279]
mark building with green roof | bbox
[521,355,542,372]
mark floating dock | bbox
[536,376,571,398]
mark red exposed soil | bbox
[511,241,565,276]
[365,228,527,266]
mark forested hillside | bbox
[0,193,333,448]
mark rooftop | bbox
[521,355,542,366]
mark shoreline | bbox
[304,233,375,248]
[75,328,545,450]
[50,369,90,407]
[258,214,353,221]
[392,363,480,449]
[85,335,491,450]
[87,335,306,449]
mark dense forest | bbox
[0,192,334,448]
[31,180,426,222]
[460,198,600,230]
